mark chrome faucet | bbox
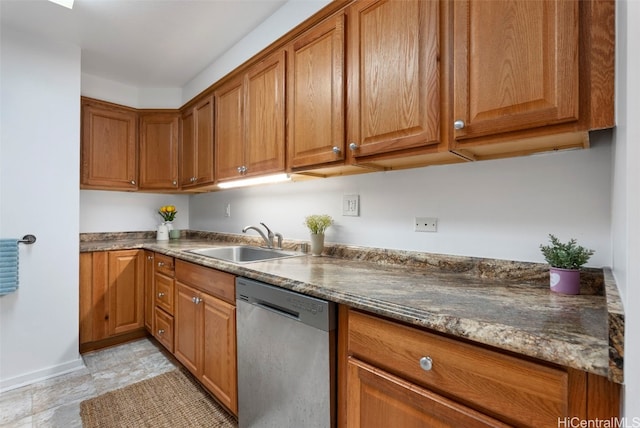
[242,222,282,248]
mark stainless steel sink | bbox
[186,246,303,263]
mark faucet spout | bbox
[260,222,275,246]
[242,225,272,248]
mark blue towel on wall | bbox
[0,239,19,295]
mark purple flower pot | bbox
[549,267,581,295]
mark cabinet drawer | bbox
[347,357,509,428]
[175,260,235,304]
[155,253,175,277]
[154,307,174,352]
[347,310,570,427]
[155,272,174,315]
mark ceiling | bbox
[0,0,289,88]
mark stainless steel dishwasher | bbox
[236,277,336,428]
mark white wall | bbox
[80,190,189,233]
[81,73,182,109]
[0,28,84,390]
[191,132,612,266]
[182,0,331,103]
[613,0,640,418]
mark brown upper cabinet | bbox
[139,112,180,191]
[446,0,615,160]
[180,94,215,189]
[215,50,286,182]
[81,97,138,191]
[287,13,346,170]
[346,0,442,164]
[80,0,614,191]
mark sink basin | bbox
[186,246,303,264]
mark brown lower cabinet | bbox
[150,253,175,352]
[339,307,620,428]
[79,250,145,353]
[174,260,238,416]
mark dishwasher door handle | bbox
[254,300,300,322]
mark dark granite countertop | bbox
[80,232,624,384]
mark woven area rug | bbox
[80,369,237,428]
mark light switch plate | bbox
[343,194,360,216]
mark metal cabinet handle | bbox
[349,142,358,151]
[172,180,177,186]
[192,296,202,304]
[419,356,433,371]
[130,180,136,185]
[190,177,197,183]
[157,262,165,267]
[158,329,165,335]
[157,292,165,298]
[453,120,465,130]
[147,255,153,260]
[332,146,341,154]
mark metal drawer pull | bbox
[157,292,165,298]
[453,119,465,130]
[192,297,202,304]
[419,356,433,371]
[158,329,165,335]
[157,262,165,267]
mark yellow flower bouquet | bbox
[158,205,178,222]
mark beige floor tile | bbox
[0,386,32,426]
[0,338,173,427]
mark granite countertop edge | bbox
[79,233,623,384]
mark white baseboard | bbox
[0,357,86,393]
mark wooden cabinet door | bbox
[143,251,154,334]
[201,293,238,415]
[451,0,579,141]
[287,13,345,169]
[195,95,215,185]
[346,0,439,160]
[244,49,286,178]
[81,99,138,190]
[346,358,508,428]
[139,113,179,190]
[180,108,196,187]
[79,252,109,345]
[180,95,214,188]
[215,75,245,181]
[107,250,144,336]
[174,281,202,375]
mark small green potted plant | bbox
[539,234,595,294]
[304,214,333,256]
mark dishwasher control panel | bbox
[236,277,336,332]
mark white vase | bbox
[165,221,174,231]
[310,233,324,256]
[157,223,169,241]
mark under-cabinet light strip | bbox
[217,173,291,189]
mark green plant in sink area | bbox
[304,214,334,234]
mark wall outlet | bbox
[343,194,360,216]
[415,217,437,232]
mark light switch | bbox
[343,195,360,216]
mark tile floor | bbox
[0,338,177,427]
